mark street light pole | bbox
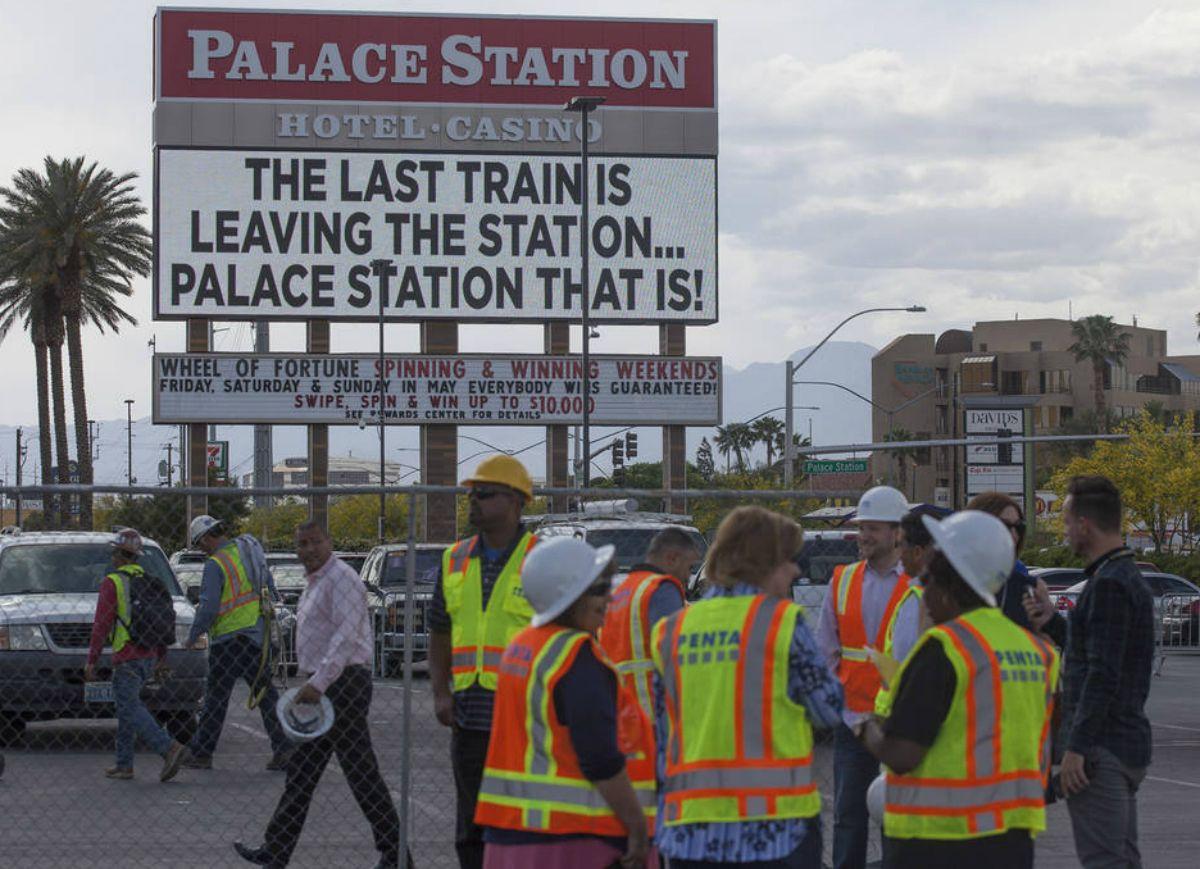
[565,95,605,487]
[783,305,925,488]
[378,266,387,544]
[124,399,135,488]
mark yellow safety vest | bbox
[651,594,819,826]
[443,531,537,692]
[208,542,262,639]
[884,606,1060,841]
[107,564,145,653]
[874,582,924,717]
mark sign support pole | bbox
[307,321,330,530]
[544,324,570,512]
[420,323,458,543]
[186,320,208,526]
[660,324,687,513]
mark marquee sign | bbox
[153,353,722,426]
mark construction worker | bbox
[428,454,539,869]
[652,506,843,867]
[599,527,698,762]
[858,510,1059,869]
[476,536,655,868]
[815,485,913,869]
[871,505,951,715]
[183,515,290,770]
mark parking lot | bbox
[2,656,1199,867]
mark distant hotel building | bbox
[872,318,1200,507]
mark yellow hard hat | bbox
[461,454,534,501]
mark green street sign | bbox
[804,459,869,475]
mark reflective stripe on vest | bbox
[598,569,685,764]
[874,582,924,717]
[831,560,913,713]
[209,543,260,638]
[443,532,538,692]
[884,607,1060,841]
[652,595,819,826]
[107,564,145,653]
[475,624,656,836]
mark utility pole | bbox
[125,399,135,488]
[15,428,23,525]
[165,443,174,487]
[253,321,273,507]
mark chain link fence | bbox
[0,482,872,867]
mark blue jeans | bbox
[190,634,287,758]
[113,658,173,769]
[833,724,879,869]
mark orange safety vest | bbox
[599,568,686,761]
[475,624,657,836]
[830,560,912,713]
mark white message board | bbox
[153,353,722,425]
[964,407,1027,498]
[155,150,716,323]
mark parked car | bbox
[336,551,370,575]
[359,544,447,674]
[0,529,207,746]
[530,505,708,580]
[1059,571,1200,646]
[1029,567,1088,614]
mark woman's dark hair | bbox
[966,491,1025,553]
[925,551,986,610]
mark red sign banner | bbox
[155,9,716,108]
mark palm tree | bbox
[1068,315,1131,434]
[713,425,734,473]
[883,427,919,497]
[0,157,150,527]
[751,416,786,468]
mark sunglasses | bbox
[1004,520,1027,534]
[469,487,508,501]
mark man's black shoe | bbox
[233,841,284,867]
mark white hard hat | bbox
[867,773,886,822]
[922,510,1014,607]
[276,688,334,743]
[522,537,616,628]
[188,515,222,548]
[852,486,909,524]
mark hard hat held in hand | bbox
[188,514,222,547]
[852,486,908,524]
[460,454,534,501]
[276,688,335,743]
[922,510,1014,607]
[522,537,616,627]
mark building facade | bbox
[872,318,1200,506]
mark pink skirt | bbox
[483,840,661,869]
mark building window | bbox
[1030,341,1043,351]
[1061,406,1074,423]
[979,342,988,352]
[1001,370,1028,395]
[961,356,997,393]
[1146,336,1154,357]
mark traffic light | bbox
[611,438,625,467]
[625,432,638,459]
[613,466,627,486]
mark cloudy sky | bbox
[1,0,1197,432]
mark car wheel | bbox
[0,714,27,747]
[157,710,197,745]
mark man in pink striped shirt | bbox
[235,520,406,869]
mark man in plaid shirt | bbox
[1027,475,1154,868]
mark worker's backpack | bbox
[119,569,177,649]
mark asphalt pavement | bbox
[2,657,1200,867]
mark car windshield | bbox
[0,543,182,595]
[579,528,708,571]
[173,563,205,588]
[381,550,443,586]
[270,563,309,589]
[795,538,860,585]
